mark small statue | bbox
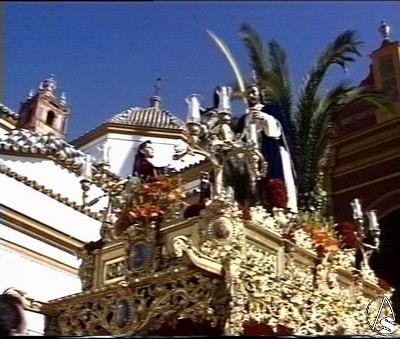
[132,140,167,182]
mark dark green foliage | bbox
[211,24,392,211]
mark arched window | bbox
[46,110,56,127]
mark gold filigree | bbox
[38,189,389,336]
[77,250,94,291]
[161,200,189,227]
[51,272,220,336]
[122,220,159,279]
[104,258,126,284]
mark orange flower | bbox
[114,174,185,237]
[303,225,340,255]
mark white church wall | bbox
[0,155,107,214]
[0,243,81,335]
[78,133,204,178]
[0,173,101,243]
[0,224,80,269]
[25,311,45,335]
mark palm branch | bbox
[209,24,392,211]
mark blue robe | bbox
[235,103,295,182]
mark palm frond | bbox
[268,40,292,109]
[208,24,392,212]
[239,23,269,79]
[297,82,392,196]
[207,29,246,94]
[294,30,364,172]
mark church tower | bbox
[16,74,70,138]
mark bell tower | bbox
[371,21,400,122]
[17,74,70,138]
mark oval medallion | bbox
[115,299,131,328]
[211,216,233,239]
[128,242,152,271]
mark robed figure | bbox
[235,83,298,212]
[132,140,168,182]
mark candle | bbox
[82,154,92,181]
[185,94,202,124]
[249,123,258,145]
[217,86,232,112]
[366,210,380,231]
[350,198,363,219]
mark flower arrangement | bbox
[334,221,360,249]
[114,175,185,236]
[264,179,288,209]
[296,212,340,256]
[303,225,340,256]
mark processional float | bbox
[6,83,392,336]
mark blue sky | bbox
[4,2,400,141]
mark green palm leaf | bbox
[209,25,392,212]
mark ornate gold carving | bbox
[52,273,220,336]
[77,250,94,291]
[198,194,246,259]
[161,200,189,227]
[171,235,222,275]
[38,178,390,336]
[104,257,126,284]
[122,220,159,279]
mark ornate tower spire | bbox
[16,74,70,138]
[149,78,162,108]
[379,20,391,42]
[38,74,57,95]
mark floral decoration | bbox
[378,278,392,292]
[264,179,288,209]
[239,205,252,220]
[334,221,360,249]
[114,175,185,236]
[303,225,340,256]
[296,212,340,256]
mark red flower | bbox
[378,278,392,291]
[264,179,288,209]
[242,208,252,220]
[334,222,360,249]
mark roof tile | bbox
[108,107,185,130]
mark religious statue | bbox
[132,140,167,182]
[234,77,298,212]
[176,84,266,203]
